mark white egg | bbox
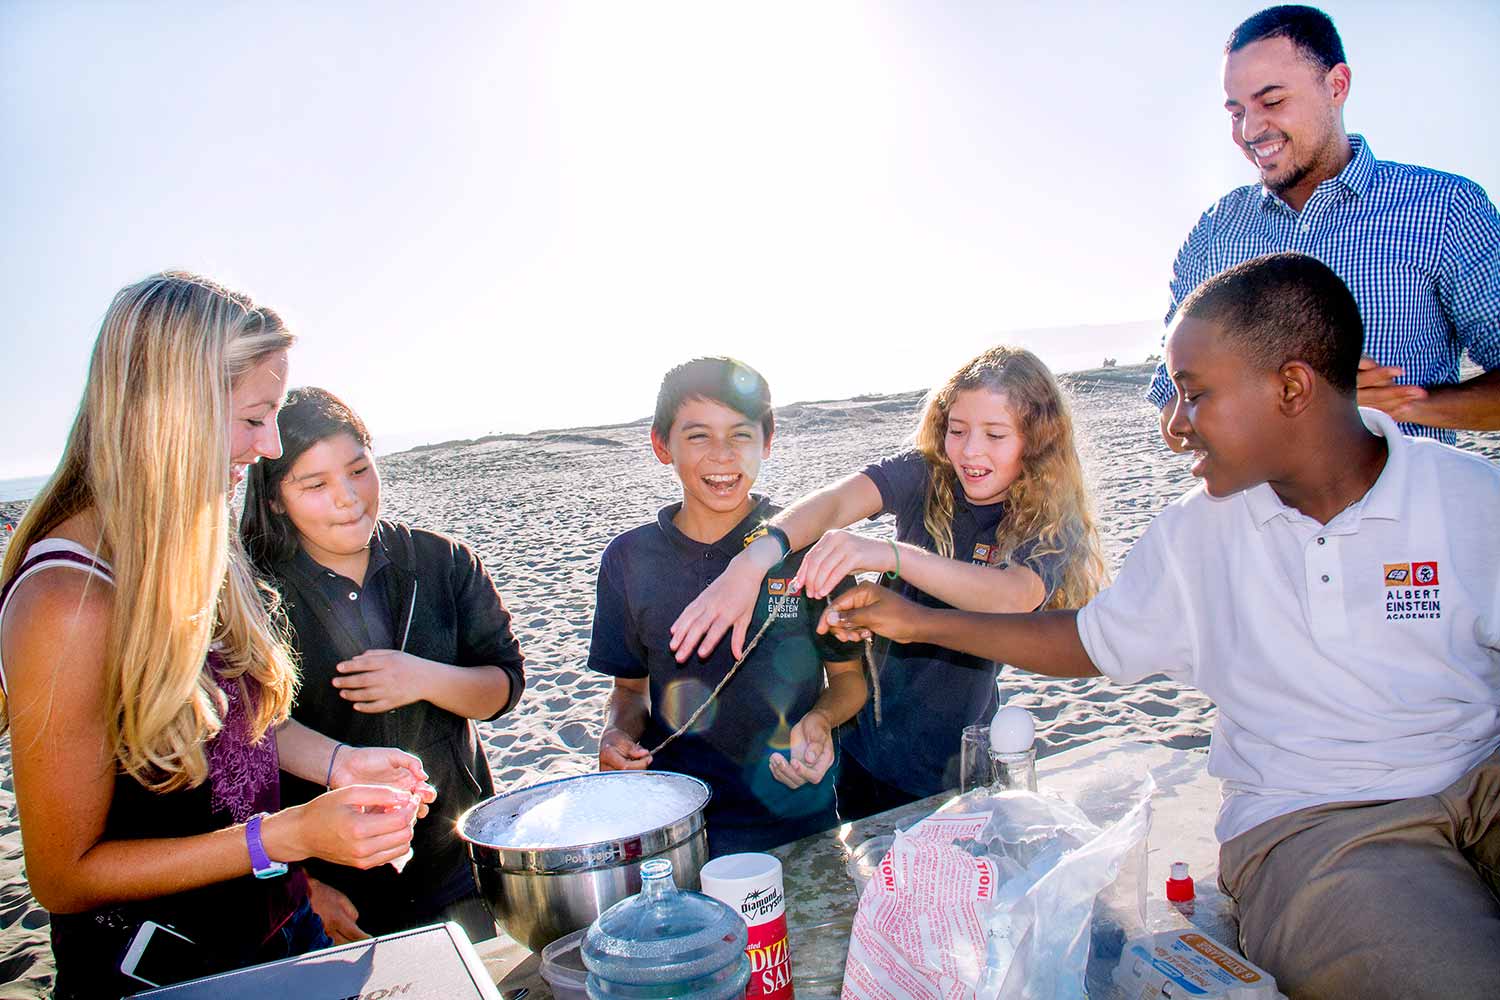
[989,706,1035,753]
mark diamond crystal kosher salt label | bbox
[700,853,795,1000]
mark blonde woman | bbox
[670,346,1106,819]
[0,273,434,999]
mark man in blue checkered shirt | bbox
[1149,5,1500,447]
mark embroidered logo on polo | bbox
[971,543,1009,567]
[765,579,801,620]
[1384,560,1441,621]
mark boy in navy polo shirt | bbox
[590,357,867,857]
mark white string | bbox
[649,605,884,756]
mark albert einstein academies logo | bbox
[1384,561,1442,621]
[765,580,800,621]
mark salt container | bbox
[582,858,751,1000]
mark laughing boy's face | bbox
[652,397,770,520]
[1165,316,1286,498]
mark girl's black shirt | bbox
[270,520,525,933]
[840,452,1062,798]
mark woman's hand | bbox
[598,728,654,771]
[794,530,894,599]
[817,581,926,645]
[669,539,779,661]
[306,876,369,944]
[333,650,433,713]
[265,785,422,868]
[769,709,834,789]
[329,745,436,818]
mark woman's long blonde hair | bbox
[0,272,299,791]
[913,346,1107,610]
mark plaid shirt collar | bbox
[1260,133,1375,212]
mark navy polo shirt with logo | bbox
[589,496,864,854]
[840,451,1062,798]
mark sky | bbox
[2,1,1497,479]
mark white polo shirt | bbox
[1077,408,1500,843]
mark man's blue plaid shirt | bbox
[1148,135,1500,443]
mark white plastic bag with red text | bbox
[841,777,1153,1000]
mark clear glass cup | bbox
[989,747,1038,792]
[958,724,995,793]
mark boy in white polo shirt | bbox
[818,253,1500,1000]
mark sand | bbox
[1,363,1496,996]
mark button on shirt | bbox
[1147,135,1500,444]
[299,541,397,653]
[1077,408,1500,843]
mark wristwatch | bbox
[246,813,289,879]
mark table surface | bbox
[476,740,1234,998]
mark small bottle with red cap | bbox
[1166,861,1195,917]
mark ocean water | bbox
[0,475,46,502]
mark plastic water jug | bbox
[581,857,751,1000]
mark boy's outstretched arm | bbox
[819,582,1100,679]
[770,658,866,790]
[599,678,654,771]
[670,472,884,661]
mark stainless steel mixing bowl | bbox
[458,771,712,952]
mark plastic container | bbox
[582,857,751,1000]
[1113,929,1285,999]
[541,927,590,1000]
[846,835,895,898]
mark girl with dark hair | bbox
[241,387,525,944]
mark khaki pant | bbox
[1219,749,1500,1000]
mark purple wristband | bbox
[246,813,288,879]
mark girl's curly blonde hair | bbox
[913,346,1106,609]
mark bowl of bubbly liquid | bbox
[458,771,712,951]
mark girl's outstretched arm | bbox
[275,718,435,813]
[818,581,1099,679]
[794,531,1046,612]
[669,472,883,661]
